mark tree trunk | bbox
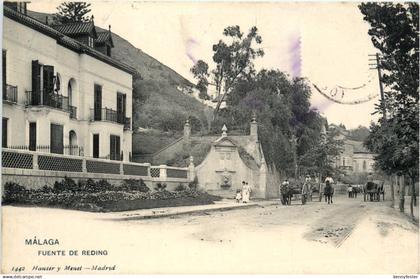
[410,176,416,220]
[390,175,395,208]
[318,172,322,202]
[399,175,405,213]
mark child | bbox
[235,189,242,203]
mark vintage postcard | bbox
[1,0,419,275]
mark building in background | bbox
[331,125,375,174]
[2,3,136,161]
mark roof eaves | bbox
[5,7,138,76]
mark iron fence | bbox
[25,90,70,111]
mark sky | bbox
[29,1,381,129]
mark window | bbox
[93,134,99,158]
[363,161,367,171]
[29,122,36,151]
[50,123,63,154]
[110,135,121,160]
[2,118,8,148]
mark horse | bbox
[324,182,334,204]
[364,182,385,202]
[280,183,301,205]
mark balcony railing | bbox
[90,108,130,129]
[3,84,18,103]
[69,106,77,119]
[26,90,70,111]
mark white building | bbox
[2,3,137,161]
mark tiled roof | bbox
[345,139,371,153]
[51,21,97,38]
[96,31,114,47]
[4,7,137,76]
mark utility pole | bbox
[369,53,397,207]
[369,53,387,119]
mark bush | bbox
[3,182,27,203]
[53,177,79,193]
[96,179,114,191]
[120,179,150,192]
[188,176,199,191]
[175,183,186,192]
[79,178,97,192]
[154,182,167,192]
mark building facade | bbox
[332,127,375,174]
[2,4,136,161]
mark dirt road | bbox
[2,195,419,274]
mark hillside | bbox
[27,10,212,157]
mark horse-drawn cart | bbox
[363,181,385,202]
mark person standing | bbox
[242,181,251,203]
[347,184,353,198]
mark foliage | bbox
[190,25,264,117]
[53,176,79,192]
[175,183,187,192]
[120,179,150,192]
[1,181,221,212]
[133,80,210,134]
[360,2,419,181]
[298,125,344,179]
[188,176,199,190]
[207,67,325,177]
[54,2,92,23]
[2,182,26,203]
[154,182,167,192]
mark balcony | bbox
[26,90,70,111]
[90,108,131,130]
[3,84,18,103]
[69,106,77,119]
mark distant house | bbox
[2,3,136,161]
[331,125,375,174]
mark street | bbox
[2,195,419,274]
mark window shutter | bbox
[31,60,41,105]
[2,50,6,97]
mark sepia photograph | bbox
[1,0,419,275]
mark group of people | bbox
[279,174,336,205]
[347,184,360,198]
[235,181,252,203]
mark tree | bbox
[55,2,92,23]
[190,25,264,119]
[360,2,419,218]
[299,125,344,180]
